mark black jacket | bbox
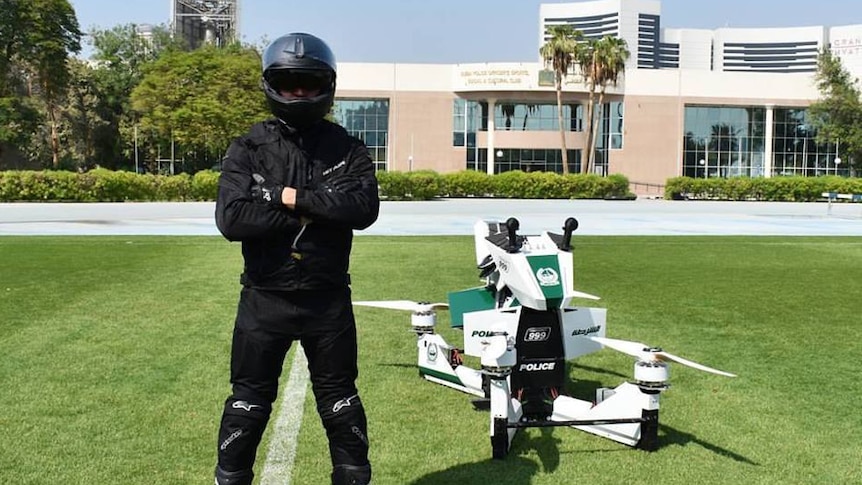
[215,119,380,290]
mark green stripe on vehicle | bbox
[527,254,563,307]
[419,367,463,386]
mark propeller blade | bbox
[655,351,737,377]
[568,289,601,300]
[588,336,651,357]
[353,300,448,312]
[588,336,736,377]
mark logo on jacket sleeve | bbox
[322,160,347,176]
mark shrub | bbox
[601,174,631,198]
[154,173,191,201]
[8,168,857,203]
[663,176,862,202]
[405,170,443,200]
[490,170,528,198]
[442,170,492,197]
[376,171,411,200]
[191,170,220,201]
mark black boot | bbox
[214,465,254,485]
[331,464,372,485]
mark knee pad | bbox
[319,394,367,438]
[319,394,363,423]
[217,398,272,471]
[215,465,254,485]
[318,394,369,465]
[331,463,372,485]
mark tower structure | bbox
[171,0,240,49]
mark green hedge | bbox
[5,170,861,203]
[665,176,862,202]
[0,169,632,202]
[0,169,220,202]
[379,170,631,200]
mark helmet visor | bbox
[266,71,332,93]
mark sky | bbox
[69,0,862,63]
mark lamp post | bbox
[134,124,139,173]
[699,158,706,179]
[834,137,841,175]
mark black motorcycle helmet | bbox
[261,33,337,128]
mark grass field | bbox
[1,235,860,484]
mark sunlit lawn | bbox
[1,235,860,484]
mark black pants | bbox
[216,286,370,473]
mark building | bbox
[170,0,240,49]
[334,0,862,191]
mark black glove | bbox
[250,173,284,207]
[320,175,361,193]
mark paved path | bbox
[1,199,861,236]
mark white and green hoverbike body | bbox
[355,217,735,459]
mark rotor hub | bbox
[481,365,513,379]
[634,360,669,390]
[411,312,436,328]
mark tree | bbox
[500,102,516,130]
[522,103,539,131]
[808,48,862,173]
[19,0,81,167]
[540,25,583,175]
[59,58,109,166]
[87,23,184,169]
[131,44,269,171]
[0,0,81,167]
[579,36,630,175]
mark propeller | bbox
[353,300,448,313]
[569,289,601,301]
[587,336,736,378]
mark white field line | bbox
[259,345,309,485]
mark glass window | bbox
[682,105,765,178]
[453,99,466,147]
[770,107,844,176]
[332,98,390,171]
[489,101,582,132]
[610,101,624,149]
[483,148,581,174]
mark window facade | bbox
[722,41,819,73]
[772,108,844,176]
[492,149,581,174]
[543,12,619,41]
[454,99,582,146]
[494,102,583,132]
[638,14,679,69]
[592,101,624,175]
[456,99,585,174]
[683,106,766,178]
[332,99,390,171]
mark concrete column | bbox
[764,105,774,178]
[486,98,496,175]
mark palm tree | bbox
[540,25,582,175]
[522,103,539,131]
[500,102,516,130]
[581,36,630,174]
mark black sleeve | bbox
[214,139,303,241]
[293,140,380,230]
